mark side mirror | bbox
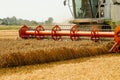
[64,0,66,6]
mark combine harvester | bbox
[19,0,120,53]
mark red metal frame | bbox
[70,25,79,41]
[35,25,45,40]
[109,26,120,53]
[19,25,29,39]
[51,25,61,41]
[91,26,100,42]
[19,25,120,52]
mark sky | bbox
[0,0,73,23]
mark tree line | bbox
[0,16,54,25]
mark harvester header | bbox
[19,25,120,53]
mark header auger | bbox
[19,25,120,53]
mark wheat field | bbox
[0,29,120,80]
[0,54,120,80]
[0,38,110,68]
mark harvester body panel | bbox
[71,0,120,24]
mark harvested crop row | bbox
[0,39,111,68]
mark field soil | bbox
[0,30,120,80]
[0,30,18,39]
[0,54,120,80]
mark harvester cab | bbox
[64,0,120,30]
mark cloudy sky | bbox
[0,0,73,23]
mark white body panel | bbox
[101,0,120,22]
[112,0,120,3]
[111,5,120,22]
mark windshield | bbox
[73,0,98,18]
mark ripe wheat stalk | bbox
[0,39,111,68]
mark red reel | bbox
[51,25,61,41]
[114,25,120,44]
[70,25,79,41]
[19,25,29,39]
[91,26,100,42]
[35,25,45,40]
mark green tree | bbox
[0,19,3,24]
[11,16,17,25]
[2,18,8,25]
[0,16,39,25]
[48,17,53,24]
[45,17,54,25]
